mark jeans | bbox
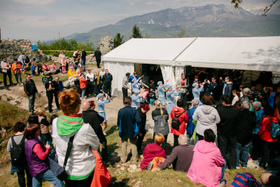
[28,94,35,112]
[81,88,86,99]
[187,133,195,145]
[221,159,227,182]
[121,138,138,162]
[32,169,64,187]
[81,59,86,71]
[14,73,22,84]
[236,141,250,168]
[41,133,53,146]
[17,169,32,187]
[196,134,204,144]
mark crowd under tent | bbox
[103,36,280,97]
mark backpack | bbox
[171,111,186,130]
[42,76,49,85]
[10,136,26,166]
[266,117,280,139]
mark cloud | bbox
[13,0,55,5]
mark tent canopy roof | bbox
[103,36,280,72]
[103,38,196,65]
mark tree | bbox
[114,33,124,47]
[177,28,186,38]
[131,25,143,38]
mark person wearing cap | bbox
[117,96,142,163]
[97,93,111,134]
[152,135,194,172]
[157,80,168,107]
[81,100,108,160]
[166,85,180,114]
[131,89,143,108]
[192,82,205,103]
[186,99,199,145]
[131,77,143,90]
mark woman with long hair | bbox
[152,100,169,149]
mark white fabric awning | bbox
[103,38,197,66]
[175,36,280,72]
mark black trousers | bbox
[122,87,128,103]
[104,84,111,97]
[96,59,101,68]
[54,93,60,110]
[47,93,53,112]
[260,139,277,167]
[173,134,179,147]
[136,130,147,153]
[3,70,13,86]
[251,134,262,160]
[218,135,237,169]
[17,169,32,187]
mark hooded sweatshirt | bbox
[140,143,166,170]
[193,105,220,136]
[187,140,225,187]
[258,115,278,142]
[52,114,99,180]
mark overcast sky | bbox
[0,0,278,42]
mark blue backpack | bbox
[266,117,280,139]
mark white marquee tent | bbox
[103,36,280,96]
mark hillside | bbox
[65,4,280,46]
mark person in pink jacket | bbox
[187,129,226,187]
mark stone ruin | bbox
[99,36,114,53]
[0,39,49,63]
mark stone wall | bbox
[0,39,49,63]
[99,36,114,53]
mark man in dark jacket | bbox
[102,69,113,97]
[153,135,194,172]
[45,76,56,113]
[236,101,256,169]
[94,47,102,68]
[54,76,63,111]
[81,100,108,160]
[80,48,87,71]
[117,96,141,162]
[24,74,38,113]
[217,95,239,169]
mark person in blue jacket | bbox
[186,99,199,145]
[117,96,141,162]
[157,80,168,107]
[166,85,180,114]
[97,93,111,135]
[131,89,143,108]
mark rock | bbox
[99,36,114,53]
[177,179,182,183]
[129,164,137,170]
[134,180,142,187]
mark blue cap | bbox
[192,83,198,87]
[97,93,104,99]
[133,89,140,94]
[166,85,172,90]
[157,81,162,86]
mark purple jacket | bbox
[25,139,49,177]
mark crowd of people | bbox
[4,62,280,187]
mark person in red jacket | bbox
[79,73,87,99]
[140,133,166,170]
[258,104,278,168]
[171,99,189,147]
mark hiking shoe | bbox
[103,132,107,136]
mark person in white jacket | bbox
[193,94,220,142]
[52,89,99,187]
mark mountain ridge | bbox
[64,4,280,47]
